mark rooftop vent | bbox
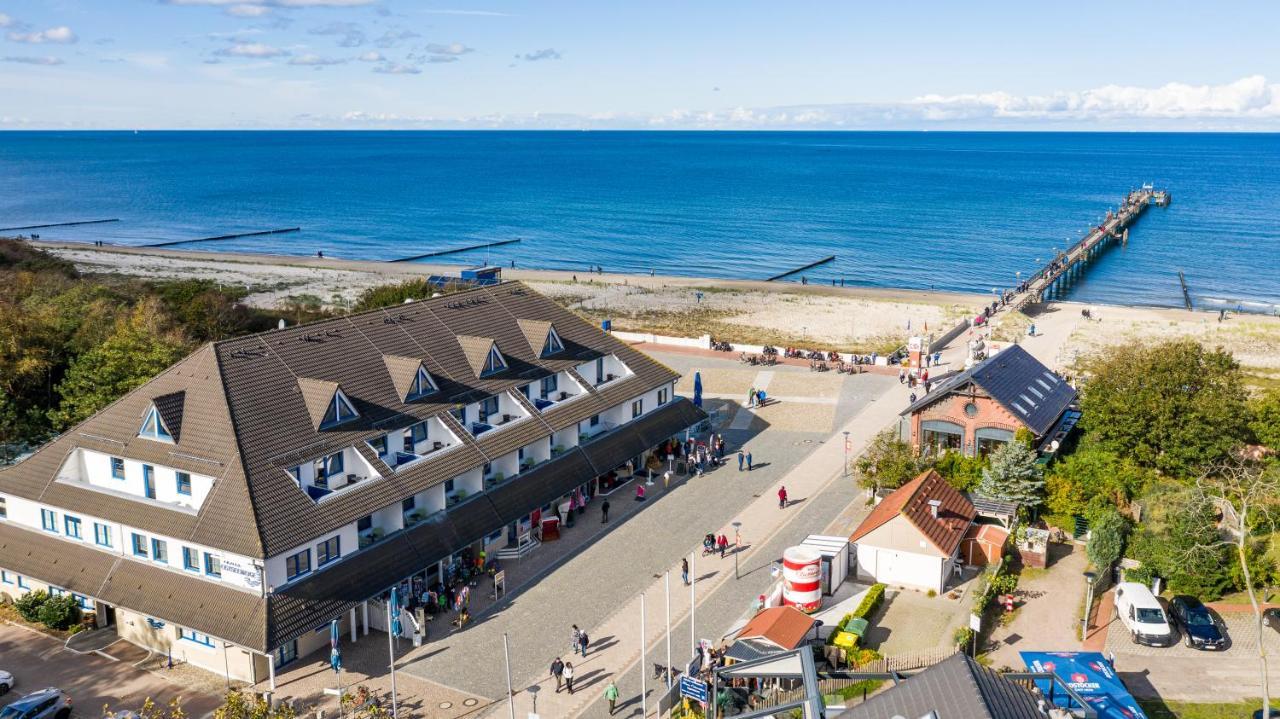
[927,499,942,518]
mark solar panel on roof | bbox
[1018,393,1037,407]
[1035,378,1053,391]
[1011,401,1029,415]
[1027,385,1045,399]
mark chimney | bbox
[927,499,942,518]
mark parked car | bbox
[1263,608,1280,636]
[1169,595,1227,649]
[0,669,12,695]
[0,688,72,719]
[1114,582,1174,646]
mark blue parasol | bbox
[329,619,342,672]
[693,371,703,408]
[389,587,402,637]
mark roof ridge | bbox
[208,337,270,558]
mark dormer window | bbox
[138,405,174,443]
[320,389,358,429]
[408,366,437,399]
[542,327,564,356]
[482,345,507,376]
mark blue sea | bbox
[1,131,1278,309]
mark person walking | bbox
[550,657,565,693]
[718,534,728,558]
[563,662,576,694]
[578,629,590,657]
[898,367,905,384]
[605,680,620,715]
[737,450,744,471]
[601,499,611,523]
[746,450,753,471]
[572,625,581,655]
[778,485,788,509]
[748,386,757,408]
[682,557,690,586]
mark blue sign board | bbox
[1020,651,1147,719]
[679,676,708,703]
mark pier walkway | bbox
[1005,186,1168,313]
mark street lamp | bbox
[732,521,743,580]
[842,431,851,478]
[1081,571,1097,639]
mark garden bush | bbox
[852,583,886,619]
[14,590,48,622]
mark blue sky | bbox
[1,0,1278,129]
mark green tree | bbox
[152,279,254,341]
[14,590,49,622]
[977,440,1043,506]
[353,278,437,311]
[212,692,297,719]
[1250,389,1280,451]
[1086,509,1128,569]
[37,593,80,630]
[933,451,987,492]
[1079,340,1249,477]
[1044,445,1153,521]
[105,697,188,719]
[855,428,926,491]
[1129,492,1233,599]
[49,298,192,429]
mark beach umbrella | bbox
[329,619,342,672]
[693,372,703,408]
[389,587,402,638]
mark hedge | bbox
[852,583,886,620]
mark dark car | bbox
[1169,596,1227,650]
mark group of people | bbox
[703,532,731,557]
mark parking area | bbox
[0,623,222,718]
[1104,610,1280,702]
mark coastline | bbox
[26,239,1280,382]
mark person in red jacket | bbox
[778,486,788,508]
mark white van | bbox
[1114,582,1173,646]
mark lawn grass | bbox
[1139,697,1270,719]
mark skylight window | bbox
[138,405,174,443]
[482,346,507,376]
[542,328,564,356]
[320,389,359,429]
[407,365,437,399]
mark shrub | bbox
[37,593,80,630]
[1087,509,1129,570]
[953,626,975,649]
[853,584,886,619]
[926,589,937,598]
[14,590,48,622]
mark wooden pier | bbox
[766,255,836,282]
[0,218,120,232]
[1006,186,1168,312]
[145,227,301,248]
[389,238,521,263]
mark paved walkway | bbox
[985,543,1088,669]
[499,376,908,718]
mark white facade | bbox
[853,515,957,594]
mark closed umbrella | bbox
[329,619,342,672]
[693,371,703,408]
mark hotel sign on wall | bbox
[221,556,263,591]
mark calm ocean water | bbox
[1,131,1277,308]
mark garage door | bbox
[869,548,942,593]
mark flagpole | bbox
[664,571,672,688]
[503,633,516,719]
[640,592,648,718]
[387,597,399,719]
[689,551,696,662]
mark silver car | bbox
[0,669,14,696]
[0,687,72,719]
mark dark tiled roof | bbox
[901,344,1076,436]
[152,391,186,443]
[845,653,1045,719]
[850,469,976,556]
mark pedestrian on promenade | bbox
[564,662,576,694]
[717,436,725,459]
[550,657,565,692]
[746,450,753,471]
[898,368,905,384]
[572,625,582,655]
[718,534,729,558]
[748,387,756,408]
[579,629,590,657]
[605,681,620,714]
[909,392,917,404]
[778,486,788,508]
[601,499,611,523]
[737,450,744,471]
[682,557,690,586]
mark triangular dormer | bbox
[382,354,439,402]
[457,335,507,378]
[516,319,565,358]
[297,377,359,430]
[138,405,174,443]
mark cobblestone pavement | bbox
[986,543,1088,668]
[383,352,897,712]
[1104,611,1280,701]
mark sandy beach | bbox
[30,240,1280,383]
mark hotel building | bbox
[0,281,702,685]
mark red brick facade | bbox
[907,387,1024,457]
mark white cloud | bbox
[0,13,15,28]
[2,55,64,65]
[373,62,420,75]
[517,48,560,62]
[375,28,419,48]
[164,0,374,6]
[309,21,364,47]
[216,42,288,58]
[424,42,472,56]
[420,8,510,16]
[289,53,345,66]
[226,4,271,16]
[7,25,78,44]
[356,50,383,62]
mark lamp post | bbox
[732,521,742,580]
[1082,571,1097,640]
[842,431,850,478]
